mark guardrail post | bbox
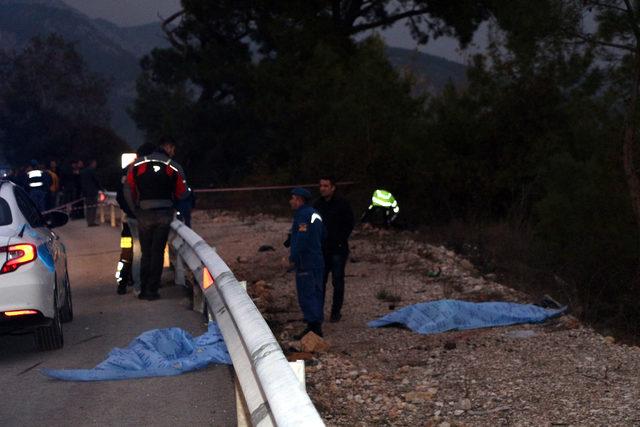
[110,204,116,227]
[174,251,186,288]
[289,360,306,391]
[192,273,205,314]
[236,377,252,427]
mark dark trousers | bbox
[323,250,348,316]
[85,195,98,225]
[137,209,173,295]
[296,268,324,324]
[29,190,47,212]
[116,222,134,286]
[68,186,84,218]
[361,205,392,227]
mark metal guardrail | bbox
[168,220,324,427]
[44,191,122,227]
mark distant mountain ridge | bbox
[386,46,467,93]
[0,0,466,146]
[0,0,169,146]
[90,18,169,59]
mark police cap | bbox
[291,187,311,200]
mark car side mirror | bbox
[43,211,69,229]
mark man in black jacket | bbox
[127,139,190,300]
[313,176,354,322]
[80,159,103,226]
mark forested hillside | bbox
[0,0,465,147]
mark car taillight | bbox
[0,243,37,274]
[4,310,39,317]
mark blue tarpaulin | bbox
[43,323,232,381]
[368,299,566,335]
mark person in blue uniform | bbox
[289,187,326,338]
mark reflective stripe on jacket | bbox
[27,169,49,189]
[126,150,189,210]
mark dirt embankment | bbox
[192,210,640,426]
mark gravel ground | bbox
[192,210,640,426]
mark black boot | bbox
[293,324,312,340]
[309,322,323,337]
[117,282,128,295]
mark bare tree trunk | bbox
[622,47,640,264]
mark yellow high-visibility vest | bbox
[370,189,399,213]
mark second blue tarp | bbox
[368,299,566,335]
[43,322,232,381]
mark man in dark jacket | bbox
[26,160,52,212]
[69,160,85,219]
[127,139,189,300]
[313,177,354,322]
[290,187,326,338]
[115,143,156,295]
[80,159,103,226]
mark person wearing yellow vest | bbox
[361,188,399,228]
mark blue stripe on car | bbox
[37,243,55,272]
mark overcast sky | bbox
[61,0,481,64]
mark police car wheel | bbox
[60,271,73,323]
[35,288,64,351]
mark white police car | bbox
[0,180,72,350]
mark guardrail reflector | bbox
[163,244,170,267]
[203,268,214,289]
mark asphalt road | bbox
[0,218,236,426]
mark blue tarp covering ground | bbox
[368,299,566,335]
[43,323,232,381]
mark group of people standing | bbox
[288,181,402,339]
[6,159,104,225]
[4,141,399,343]
[111,142,396,340]
[288,177,355,339]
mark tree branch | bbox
[621,0,640,42]
[588,0,628,14]
[350,7,429,34]
[331,0,341,22]
[160,10,186,51]
[342,0,367,29]
[572,31,635,51]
